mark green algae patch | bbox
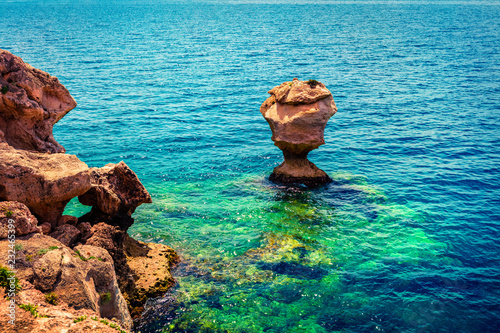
[130,172,454,332]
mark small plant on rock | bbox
[1,85,8,94]
[37,248,49,256]
[19,303,46,318]
[5,210,13,217]
[307,79,319,87]
[74,315,87,323]
[100,291,112,304]
[0,265,21,294]
[45,292,58,305]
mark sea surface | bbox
[1,1,499,332]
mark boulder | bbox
[81,223,179,319]
[123,235,179,318]
[0,142,91,227]
[0,201,40,239]
[0,48,76,154]
[260,78,337,186]
[79,162,152,230]
[49,224,81,247]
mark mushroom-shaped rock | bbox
[0,49,77,153]
[260,79,337,186]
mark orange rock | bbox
[0,49,76,154]
[261,79,337,186]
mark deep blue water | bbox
[1,1,499,332]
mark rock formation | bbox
[0,49,76,153]
[0,201,40,239]
[0,233,133,331]
[79,162,153,231]
[0,49,178,331]
[260,78,337,186]
[0,142,91,228]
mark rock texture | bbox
[260,78,337,186]
[0,233,133,331]
[123,235,179,318]
[0,50,175,331]
[0,201,40,239]
[79,162,152,231]
[0,49,76,154]
[0,286,125,333]
[0,142,91,228]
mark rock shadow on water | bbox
[257,261,328,280]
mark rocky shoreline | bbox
[0,49,178,332]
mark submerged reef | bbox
[260,78,337,187]
[132,174,452,333]
[0,49,177,332]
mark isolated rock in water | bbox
[260,78,337,186]
[0,49,76,153]
[79,161,152,230]
[0,142,91,227]
[0,201,40,239]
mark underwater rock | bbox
[0,49,76,153]
[0,142,91,227]
[79,161,152,231]
[82,223,179,319]
[0,201,40,239]
[257,261,328,280]
[123,235,179,319]
[260,78,337,186]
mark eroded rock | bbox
[0,142,91,226]
[49,224,81,247]
[0,49,77,153]
[0,233,133,331]
[0,201,40,239]
[79,162,152,230]
[260,78,337,186]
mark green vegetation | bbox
[45,292,58,305]
[1,85,8,94]
[100,292,111,304]
[25,254,34,262]
[307,79,319,86]
[74,315,87,323]
[14,244,23,252]
[37,248,49,256]
[73,249,103,261]
[0,265,21,294]
[5,210,13,217]
[19,303,47,318]
[38,246,59,256]
[91,316,128,333]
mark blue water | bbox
[1,1,499,332]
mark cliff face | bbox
[0,49,76,153]
[0,49,178,332]
[261,78,337,187]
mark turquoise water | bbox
[1,1,499,332]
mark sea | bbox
[1,1,499,332]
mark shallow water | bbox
[1,1,499,332]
